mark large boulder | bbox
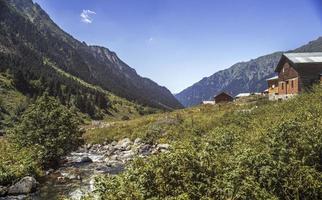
[8,176,38,195]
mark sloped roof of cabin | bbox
[235,93,251,98]
[275,52,322,72]
[214,91,233,98]
[284,52,322,63]
[266,75,278,81]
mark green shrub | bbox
[8,93,82,167]
[0,140,42,186]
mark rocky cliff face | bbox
[176,37,322,107]
[1,0,183,110]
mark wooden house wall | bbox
[278,62,300,95]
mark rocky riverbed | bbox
[0,138,170,200]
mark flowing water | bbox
[1,152,124,200]
[1,139,166,200]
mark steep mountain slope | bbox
[1,0,182,110]
[176,37,322,107]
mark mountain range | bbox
[175,37,322,107]
[2,0,322,110]
[0,0,183,111]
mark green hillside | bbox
[84,86,322,199]
[0,67,159,131]
[0,72,25,129]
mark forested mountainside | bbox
[176,37,322,107]
[0,0,182,112]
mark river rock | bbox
[138,144,152,155]
[8,176,38,195]
[109,154,118,161]
[0,186,8,196]
[115,138,132,150]
[134,138,142,145]
[69,188,85,200]
[157,144,170,150]
[104,145,115,156]
[86,144,92,149]
[119,150,135,161]
[80,156,93,163]
[61,168,82,180]
[105,159,123,167]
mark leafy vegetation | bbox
[0,139,42,186]
[8,93,82,167]
[85,86,322,199]
[0,72,26,128]
[0,93,84,186]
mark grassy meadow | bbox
[84,86,322,199]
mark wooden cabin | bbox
[269,53,322,100]
[214,92,234,104]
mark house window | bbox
[291,80,294,88]
[281,83,284,90]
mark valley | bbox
[0,0,321,199]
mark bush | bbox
[0,140,42,186]
[8,93,82,167]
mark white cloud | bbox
[80,10,96,24]
[146,37,155,44]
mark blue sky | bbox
[33,0,322,93]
